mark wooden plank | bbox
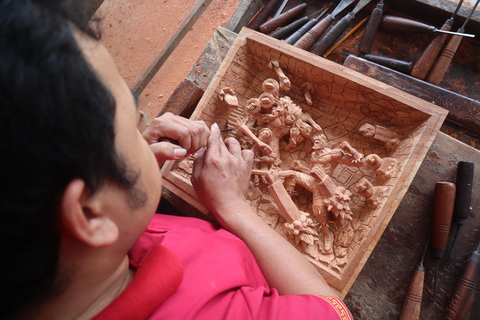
[133,0,213,95]
[157,79,204,118]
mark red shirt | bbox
[94,214,353,320]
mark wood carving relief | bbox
[162,29,448,296]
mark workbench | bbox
[93,0,480,318]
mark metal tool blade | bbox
[351,0,373,16]
[331,0,356,18]
[273,0,289,17]
[309,1,334,19]
[451,0,465,19]
[460,0,480,30]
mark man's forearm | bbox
[219,201,338,298]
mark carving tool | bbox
[270,16,309,39]
[284,2,334,44]
[247,0,283,31]
[324,16,369,57]
[271,6,331,40]
[358,0,384,54]
[410,0,465,80]
[445,238,480,320]
[331,52,413,74]
[400,237,429,320]
[380,15,475,37]
[446,161,474,265]
[273,0,289,17]
[259,1,313,34]
[310,0,373,56]
[431,181,456,303]
[427,0,480,85]
[360,54,412,74]
[293,0,356,50]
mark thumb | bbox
[149,142,187,164]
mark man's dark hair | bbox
[0,0,136,316]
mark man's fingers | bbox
[225,137,242,157]
[206,123,222,155]
[149,142,187,165]
[142,113,210,154]
[191,147,205,183]
[242,149,254,169]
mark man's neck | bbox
[19,255,134,320]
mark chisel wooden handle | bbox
[410,19,453,80]
[445,250,480,320]
[432,181,456,257]
[294,14,335,50]
[311,12,355,55]
[247,0,283,31]
[358,1,384,53]
[426,32,464,85]
[381,15,435,33]
[259,3,307,34]
[285,18,317,44]
[400,267,425,320]
[270,16,308,39]
[454,161,474,224]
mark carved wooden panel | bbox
[161,28,448,297]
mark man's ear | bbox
[60,179,119,247]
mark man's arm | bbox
[191,123,338,297]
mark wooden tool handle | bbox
[294,14,334,50]
[270,16,308,39]
[311,13,354,55]
[400,268,425,320]
[445,251,480,320]
[410,19,453,80]
[358,2,384,53]
[381,15,433,33]
[432,181,456,256]
[285,19,317,44]
[426,33,463,85]
[453,161,474,224]
[247,0,283,31]
[259,3,307,34]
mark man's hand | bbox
[191,123,254,229]
[142,113,210,165]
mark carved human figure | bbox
[359,123,400,150]
[218,87,238,108]
[238,96,317,156]
[293,133,365,176]
[332,220,354,271]
[355,177,388,209]
[262,78,280,98]
[281,133,366,251]
[252,128,280,175]
[364,154,398,181]
[268,60,291,91]
[258,92,278,111]
[301,82,314,106]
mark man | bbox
[0,1,352,319]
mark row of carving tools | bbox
[401,161,477,320]
[246,0,478,86]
